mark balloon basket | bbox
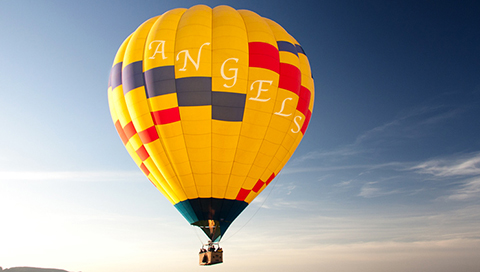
[199,251,223,265]
[199,242,223,265]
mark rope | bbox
[192,224,205,246]
[221,175,279,243]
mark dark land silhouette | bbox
[0,267,69,272]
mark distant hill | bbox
[0,267,69,272]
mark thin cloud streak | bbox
[353,104,459,145]
[222,238,480,272]
[286,100,480,204]
[0,170,144,182]
[411,152,480,177]
[358,181,402,198]
[283,161,411,174]
[446,177,480,201]
[292,103,468,170]
[410,152,480,201]
[233,204,480,247]
[292,146,364,163]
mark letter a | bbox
[148,40,167,60]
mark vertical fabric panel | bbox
[142,10,196,199]
[175,5,213,198]
[122,16,186,203]
[211,5,249,199]
[228,10,280,201]
[108,35,177,204]
[246,18,303,200]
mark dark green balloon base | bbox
[174,198,248,242]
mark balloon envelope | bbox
[108,5,314,241]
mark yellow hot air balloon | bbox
[107,4,314,247]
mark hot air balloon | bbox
[107,4,314,264]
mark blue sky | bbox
[1,0,479,271]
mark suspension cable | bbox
[221,175,279,243]
[191,225,205,246]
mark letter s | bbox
[291,115,303,133]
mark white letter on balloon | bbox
[249,80,273,102]
[176,42,210,71]
[221,58,239,88]
[148,40,167,60]
[274,97,293,117]
[291,115,303,133]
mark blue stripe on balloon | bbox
[277,41,298,56]
[109,62,123,90]
[123,61,145,94]
[296,44,306,55]
[144,66,176,98]
[175,77,212,106]
[212,92,246,121]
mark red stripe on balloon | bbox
[296,86,311,116]
[123,122,137,140]
[301,109,312,135]
[151,107,181,125]
[136,146,149,161]
[235,188,251,201]
[148,177,158,189]
[139,162,150,176]
[138,126,159,144]
[252,180,265,193]
[278,63,301,95]
[266,173,276,185]
[114,121,128,144]
[248,42,280,74]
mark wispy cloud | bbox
[353,104,462,147]
[285,98,479,204]
[334,179,354,187]
[410,152,480,177]
[291,103,465,171]
[223,237,480,272]
[0,170,144,182]
[249,181,310,210]
[419,108,463,125]
[284,160,410,175]
[292,146,364,164]
[409,152,480,201]
[358,181,402,198]
[231,204,480,247]
[446,177,480,201]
